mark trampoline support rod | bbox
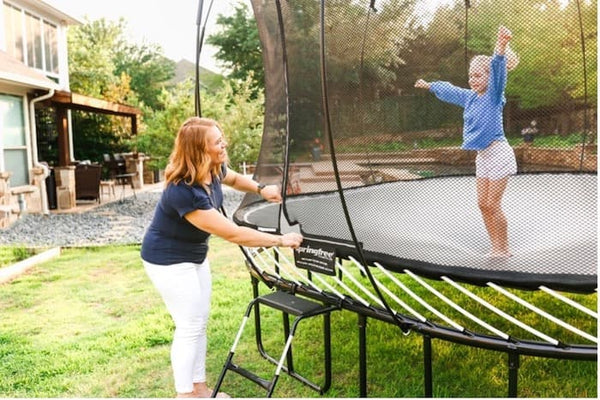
[423,335,433,397]
[508,351,520,397]
[358,314,368,397]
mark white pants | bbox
[143,259,212,394]
[475,140,517,180]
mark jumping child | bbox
[414,26,519,257]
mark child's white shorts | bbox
[475,140,517,180]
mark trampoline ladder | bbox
[212,289,339,397]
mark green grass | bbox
[0,240,596,398]
[0,246,40,267]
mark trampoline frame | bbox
[202,0,596,396]
[231,244,596,397]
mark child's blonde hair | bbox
[470,55,492,73]
[470,44,519,73]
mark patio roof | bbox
[50,90,142,117]
[42,91,141,166]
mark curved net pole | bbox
[275,0,291,229]
[355,3,377,181]
[463,1,471,80]
[194,0,215,117]
[574,0,590,171]
[318,0,408,332]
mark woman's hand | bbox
[280,232,303,249]
[260,184,282,203]
[414,79,430,90]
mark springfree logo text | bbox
[295,245,335,261]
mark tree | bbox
[67,18,124,98]
[66,18,139,164]
[65,17,178,164]
[206,2,264,93]
[114,42,176,110]
[136,76,264,171]
[135,79,195,170]
[202,75,265,170]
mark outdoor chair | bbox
[75,163,102,202]
[102,153,127,179]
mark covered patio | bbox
[37,90,143,211]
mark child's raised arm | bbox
[495,25,512,55]
[495,25,519,70]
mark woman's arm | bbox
[185,207,302,248]
[222,168,281,202]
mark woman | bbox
[141,117,303,398]
[414,26,518,257]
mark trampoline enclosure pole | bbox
[508,352,520,397]
[423,335,433,397]
[358,314,368,397]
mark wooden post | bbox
[56,105,70,166]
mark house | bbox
[0,0,140,228]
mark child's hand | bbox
[414,79,430,90]
[497,26,512,46]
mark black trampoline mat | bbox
[237,173,597,292]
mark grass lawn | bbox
[0,239,596,398]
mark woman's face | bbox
[205,126,228,166]
[468,59,489,95]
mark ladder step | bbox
[227,362,272,391]
[258,290,328,316]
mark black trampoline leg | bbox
[508,352,519,397]
[358,314,368,397]
[423,335,433,397]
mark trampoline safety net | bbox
[234,0,597,293]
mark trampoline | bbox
[193,0,597,397]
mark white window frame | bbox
[0,92,31,187]
[3,1,60,79]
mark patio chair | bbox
[75,163,102,202]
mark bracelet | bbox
[257,183,266,194]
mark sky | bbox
[44,0,252,73]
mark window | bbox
[44,21,58,74]
[25,11,43,70]
[3,3,60,77]
[3,3,23,62]
[0,94,28,187]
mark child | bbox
[414,26,518,257]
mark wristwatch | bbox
[256,183,266,194]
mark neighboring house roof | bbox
[170,58,223,90]
[0,50,59,90]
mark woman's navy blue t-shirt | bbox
[141,174,224,265]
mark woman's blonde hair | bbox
[164,117,226,186]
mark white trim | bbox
[0,69,58,90]
[0,247,61,284]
